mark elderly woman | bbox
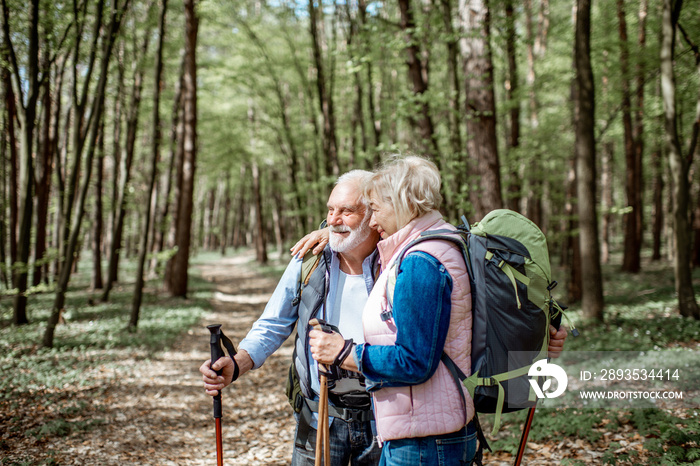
[310,155,477,466]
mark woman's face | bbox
[368,195,398,240]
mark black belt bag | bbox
[294,396,374,448]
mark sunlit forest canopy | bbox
[2,0,700,337]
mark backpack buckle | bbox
[380,310,393,322]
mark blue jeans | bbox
[378,423,477,466]
[292,418,381,466]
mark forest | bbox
[1,0,700,464]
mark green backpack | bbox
[388,209,576,434]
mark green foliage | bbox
[26,417,106,440]
[625,409,700,464]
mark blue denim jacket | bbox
[355,251,453,391]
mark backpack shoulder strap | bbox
[383,229,470,321]
[394,229,470,275]
[291,250,323,307]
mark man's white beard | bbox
[329,221,371,253]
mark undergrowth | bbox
[0,253,217,444]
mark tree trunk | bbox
[504,0,521,213]
[107,41,125,270]
[1,44,19,285]
[0,55,10,288]
[232,166,247,249]
[33,33,58,287]
[166,0,198,297]
[308,0,339,181]
[459,0,503,220]
[131,0,167,329]
[524,0,542,226]
[601,141,614,264]
[575,0,604,321]
[437,0,463,219]
[247,101,267,264]
[62,0,105,258]
[661,0,699,319]
[251,161,268,264]
[565,157,582,303]
[204,187,215,250]
[3,0,41,325]
[633,0,648,265]
[92,121,105,290]
[618,0,641,273]
[220,174,230,255]
[651,146,664,261]
[398,0,440,162]
[151,54,184,277]
[270,169,284,258]
[358,0,382,165]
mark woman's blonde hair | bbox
[364,155,442,228]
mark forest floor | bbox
[1,250,696,465]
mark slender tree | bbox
[398,0,440,161]
[308,0,339,181]
[2,0,41,325]
[619,0,641,273]
[574,0,604,320]
[131,0,167,329]
[459,0,503,220]
[92,121,105,290]
[503,0,522,213]
[523,0,543,226]
[661,0,699,319]
[166,0,199,296]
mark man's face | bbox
[326,182,372,253]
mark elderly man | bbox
[201,170,383,465]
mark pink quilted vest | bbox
[363,211,474,443]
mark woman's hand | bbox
[290,227,330,258]
[309,329,345,366]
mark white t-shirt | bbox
[333,271,367,344]
[329,270,367,395]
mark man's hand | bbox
[200,357,235,396]
[548,325,568,359]
[290,227,330,258]
[200,351,254,396]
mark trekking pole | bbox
[514,405,536,466]
[208,324,226,466]
[309,319,331,466]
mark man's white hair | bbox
[335,169,373,211]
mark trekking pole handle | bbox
[208,324,225,419]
